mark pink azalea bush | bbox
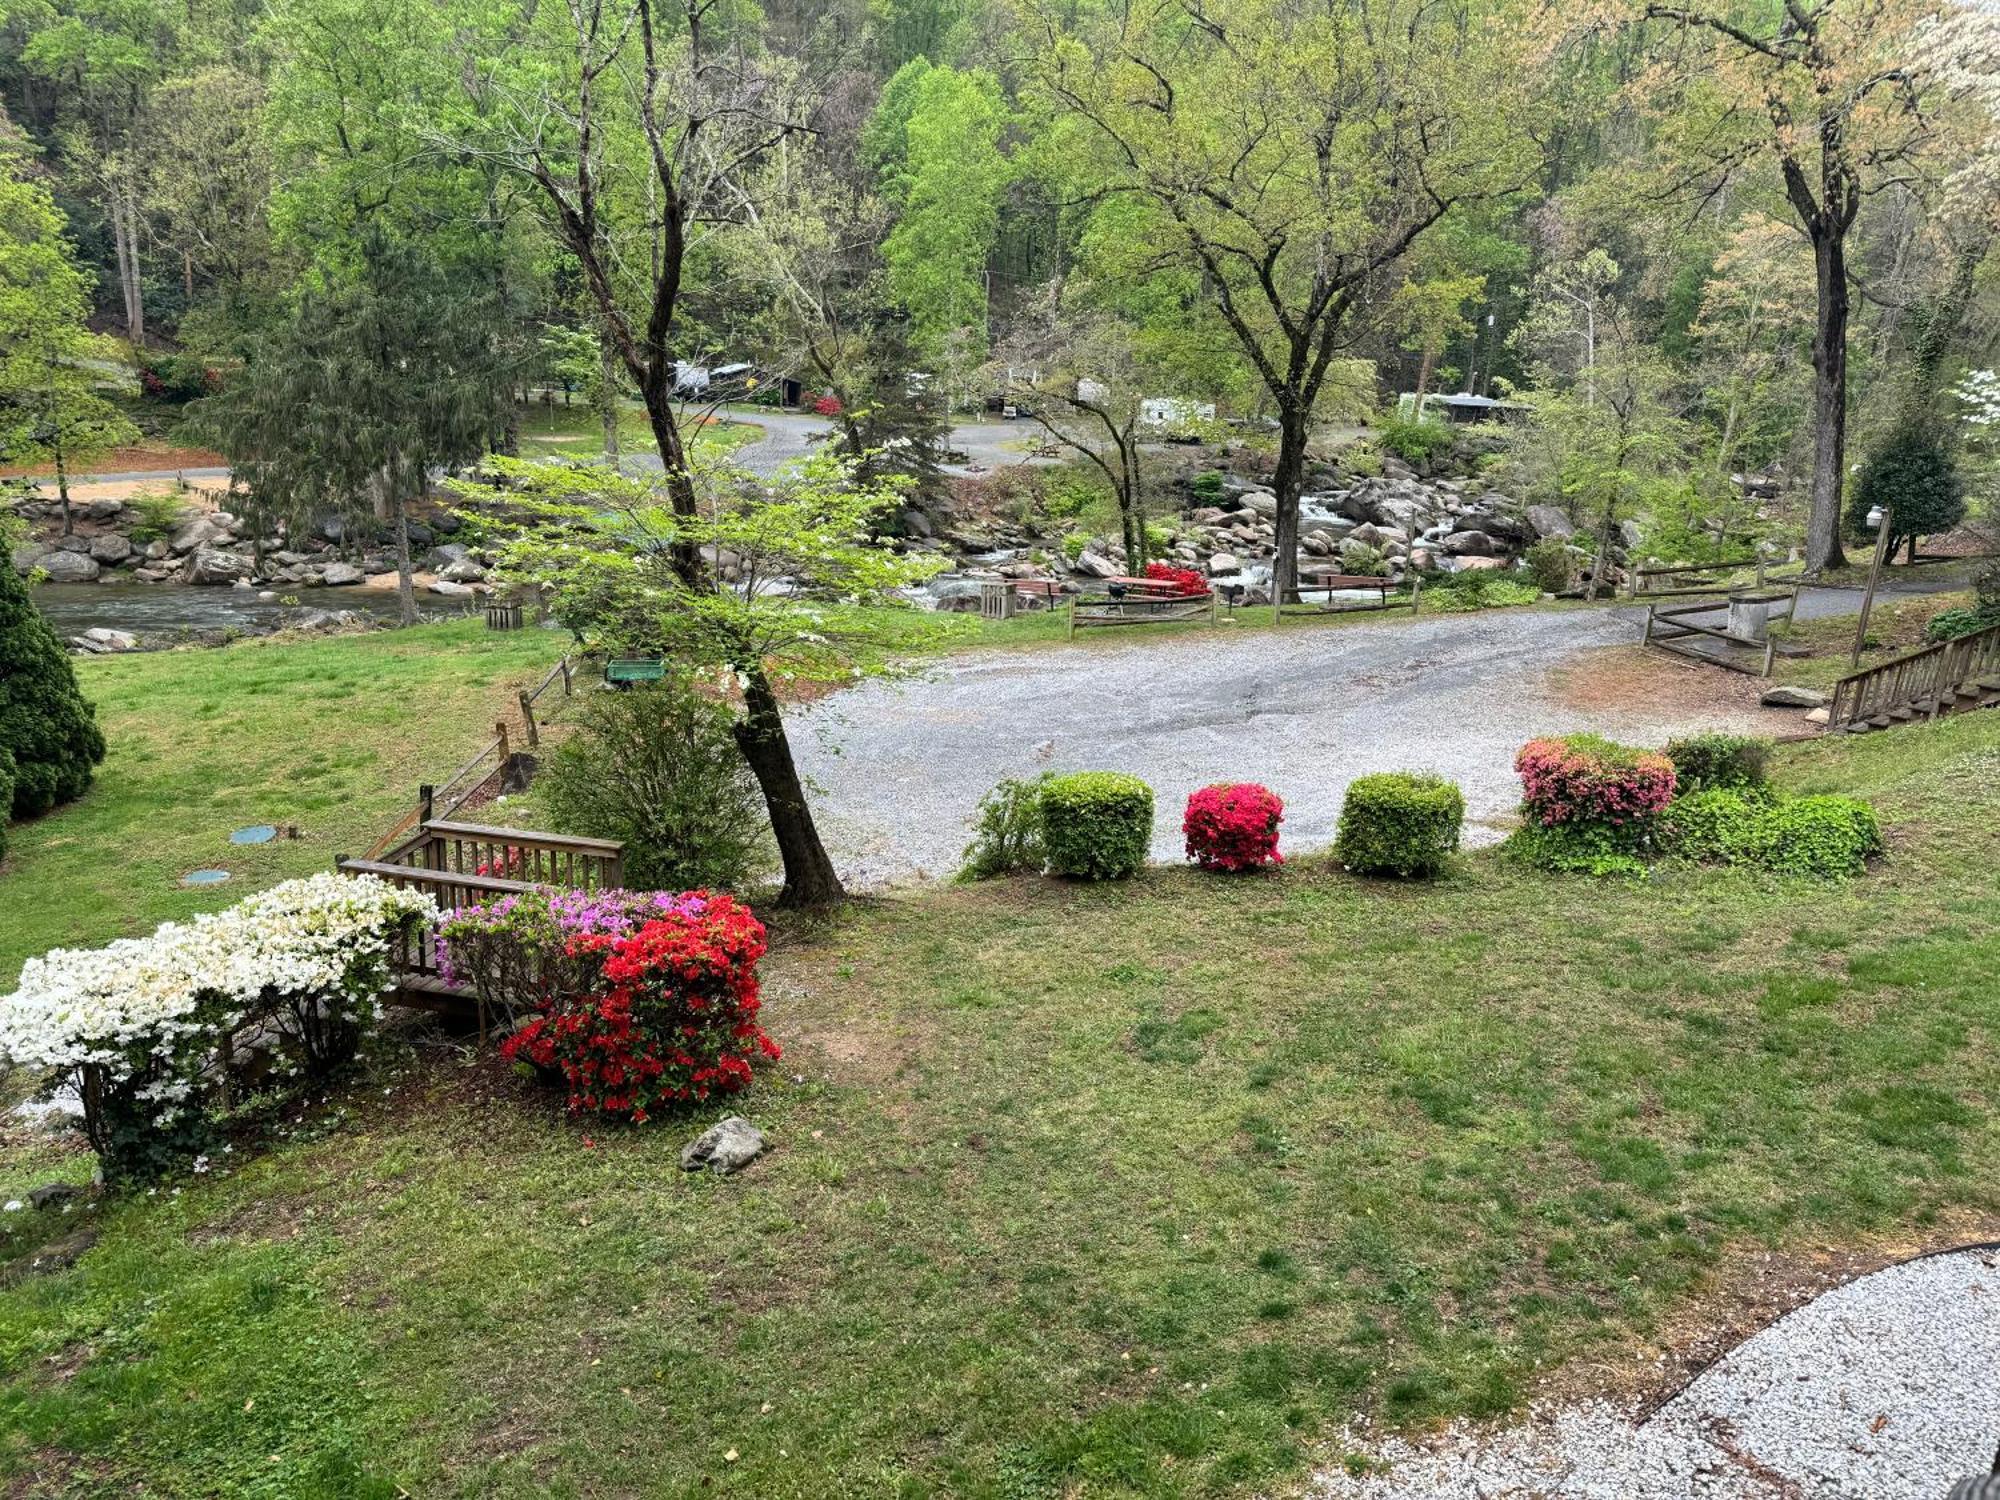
[1515,735,1676,827]
[1183,783,1284,872]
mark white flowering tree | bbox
[0,874,432,1182]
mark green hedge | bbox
[1662,789,1882,878]
[1664,732,1770,794]
[1335,772,1463,877]
[1041,771,1154,880]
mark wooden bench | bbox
[1273,571,1408,621]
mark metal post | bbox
[1851,505,1894,669]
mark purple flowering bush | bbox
[437,888,710,1029]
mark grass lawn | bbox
[515,403,760,464]
[0,620,563,982]
[3,611,1999,1495]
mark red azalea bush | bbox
[1144,562,1209,597]
[810,393,844,417]
[499,891,779,1123]
[1183,782,1285,872]
[1515,735,1676,827]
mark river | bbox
[31,581,442,639]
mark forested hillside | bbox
[3,0,1998,580]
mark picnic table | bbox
[1068,575,1218,637]
[1274,570,1406,621]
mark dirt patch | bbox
[1544,646,1773,718]
[1,443,225,480]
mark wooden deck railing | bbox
[1828,620,2000,730]
[337,821,625,1019]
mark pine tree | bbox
[0,559,106,828]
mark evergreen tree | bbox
[0,559,107,829]
[1847,417,1967,559]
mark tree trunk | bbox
[392,497,419,626]
[109,192,139,344]
[1804,229,1850,573]
[54,430,73,536]
[121,184,145,347]
[635,362,703,584]
[1271,406,1309,601]
[598,337,620,463]
[1415,343,1437,400]
[732,663,844,907]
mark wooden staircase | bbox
[1827,621,2000,733]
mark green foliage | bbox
[1040,472,1104,521]
[1521,536,1574,594]
[1502,821,1649,879]
[958,773,1054,880]
[1334,772,1463,877]
[125,489,187,546]
[1341,441,1385,479]
[0,559,106,822]
[1040,771,1153,881]
[1924,607,1990,643]
[539,679,769,894]
[1421,570,1540,612]
[1847,416,1966,547]
[1376,415,1457,470]
[1660,790,1881,878]
[1755,796,1884,878]
[1658,788,1767,865]
[0,170,142,489]
[1665,733,1770,794]
[1190,470,1225,503]
[1339,539,1386,577]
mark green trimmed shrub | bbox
[1190,470,1225,503]
[1659,788,1765,864]
[1665,733,1771,794]
[1334,772,1463,877]
[0,561,107,821]
[959,773,1053,880]
[1041,771,1154,880]
[539,678,768,892]
[1925,606,1989,643]
[1754,795,1883,878]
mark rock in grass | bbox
[27,1183,78,1211]
[1761,684,1828,708]
[680,1117,766,1176]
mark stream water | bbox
[31,581,434,638]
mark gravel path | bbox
[791,603,1795,886]
[1309,1247,2000,1499]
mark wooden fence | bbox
[364,655,578,858]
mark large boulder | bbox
[38,550,100,583]
[1444,529,1499,557]
[1238,490,1279,517]
[1761,684,1828,709]
[438,558,487,584]
[428,542,470,568]
[428,578,476,597]
[169,515,226,554]
[1073,547,1119,580]
[1207,551,1242,576]
[1525,504,1575,540]
[11,543,48,576]
[181,547,252,585]
[319,562,365,587]
[88,533,133,565]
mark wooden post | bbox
[518,691,539,747]
[1067,597,1077,641]
[495,721,511,767]
[559,657,573,697]
[418,784,434,829]
[1851,505,1894,669]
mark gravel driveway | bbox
[792,603,1805,887]
[1310,1246,2000,1498]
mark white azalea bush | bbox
[0,874,433,1182]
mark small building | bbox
[1403,391,1527,425]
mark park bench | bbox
[1067,575,1218,637]
[1272,570,1408,622]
